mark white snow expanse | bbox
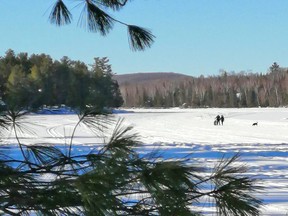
[2,107,288,215]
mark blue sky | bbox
[1,0,288,77]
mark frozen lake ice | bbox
[1,107,288,214]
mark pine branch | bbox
[85,0,114,35]
[128,25,155,51]
[96,0,130,10]
[49,0,72,26]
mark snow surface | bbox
[117,108,288,215]
[2,107,288,215]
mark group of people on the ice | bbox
[215,115,224,125]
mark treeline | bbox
[117,62,288,108]
[2,49,286,109]
[0,50,123,110]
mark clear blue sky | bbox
[1,0,288,77]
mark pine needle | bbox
[86,1,114,35]
[49,0,72,26]
[128,25,155,51]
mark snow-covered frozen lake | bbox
[1,107,288,215]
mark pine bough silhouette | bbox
[0,108,262,215]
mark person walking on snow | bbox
[216,115,220,125]
[220,115,224,125]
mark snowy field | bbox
[118,107,288,215]
[1,107,288,215]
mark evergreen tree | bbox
[88,57,123,109]
[0,51,123,111]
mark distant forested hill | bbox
[115,72,191,85]
[114,64,288,108]
[114,72,194,107]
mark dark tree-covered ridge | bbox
[0,50,123,111]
